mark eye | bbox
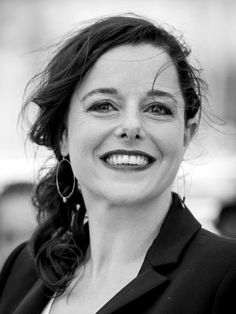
[87,101,118,113]
[144,102,174,116]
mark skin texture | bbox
[60,44,196,208]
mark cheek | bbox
[167,129,185,152]
[148,122,185,157]
[67,118,110,166]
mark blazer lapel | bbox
[14,280,53,314]
[146,192,201,268]
[97,268,168,314]
[98,193,201,314]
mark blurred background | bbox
[0,0,236,268]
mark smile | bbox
[100,150,156,171]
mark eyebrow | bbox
[81,88,118,101]
[146,90,178,103]
[81,87,177,103]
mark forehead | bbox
[78,44,181,95]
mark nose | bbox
[114,111,146,141]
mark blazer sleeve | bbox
[212,256,236,314]
[0,242,39,313]
[0,242,28,297]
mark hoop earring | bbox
[56,157,75,203]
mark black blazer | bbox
[1,193,236,314]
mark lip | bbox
[99,149,156,172]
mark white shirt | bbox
[41,298,54,314]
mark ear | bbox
[183,117,198,149]
[60,128,69,157]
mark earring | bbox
[178,165,187,205]
[70,205,88,235]
[84,211,89,224]
[70,204,80,230]
[78,182,82,193]
[56,157,75,203]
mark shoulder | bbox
[0,242,38,299]
[195,230,236,312]
[194,227,236,260]
[0,242,28,275]
[184,227,236,286]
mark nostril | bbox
[114,126,145,140]
[121,133,128,139]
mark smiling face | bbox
[60,44,196,206]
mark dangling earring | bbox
[56,157,75,203]
[178,165,187,206]
[84,211,89,224]
[70,204,80,231]
[70,205,88,233]
[78,182,82,194]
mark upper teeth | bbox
[106,154,149,166]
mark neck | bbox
[81,189,172,277]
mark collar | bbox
[145,192,201,268]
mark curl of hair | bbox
[30,164,88,294]
[22,14,207,294]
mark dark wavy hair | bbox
[22,14,207,294]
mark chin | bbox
[100,186,157,207]
[106,195,144,207]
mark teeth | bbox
[129,156,136,164]
[123,155,129,164]
[106,154,149,166]
[117,155,122,164]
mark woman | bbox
[1,14,236,314]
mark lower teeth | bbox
[107,162,147,166]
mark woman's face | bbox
[60,44,196,206]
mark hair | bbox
[21,14,207,294]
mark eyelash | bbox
[143,102,174,116]
[87,101,117,113]
[86,101,174,116]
